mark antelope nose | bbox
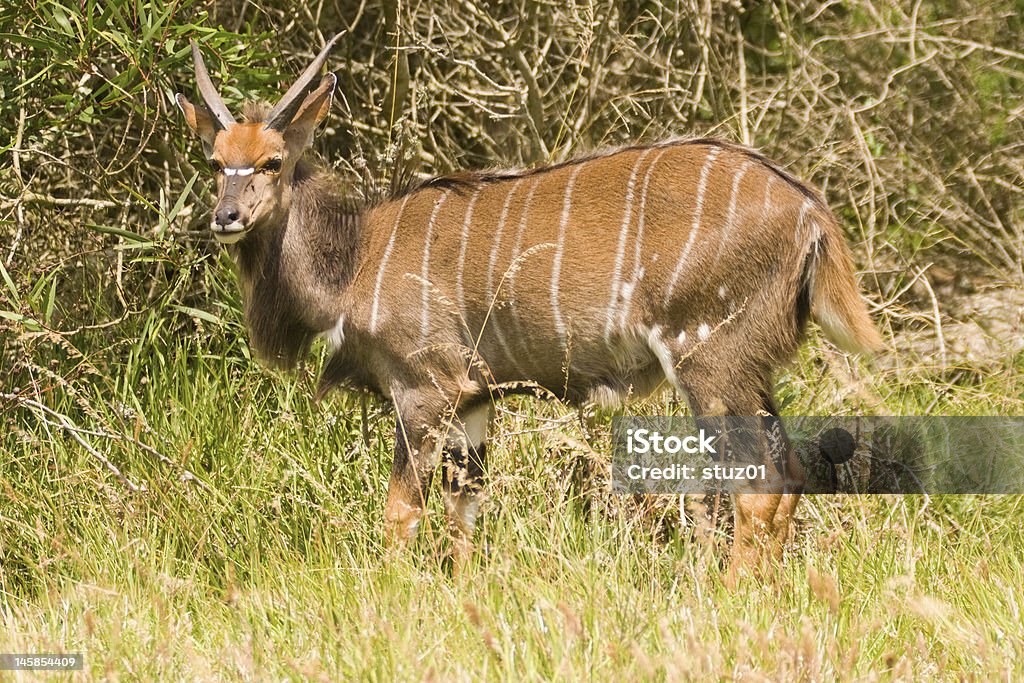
[215,206,240,227]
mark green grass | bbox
[3,0,1023,676]
[2,329,1024,680]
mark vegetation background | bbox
[1,0,1022,679]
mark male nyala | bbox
[176,35,882,577]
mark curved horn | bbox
[190,40,236,129]
[265,32,344,132]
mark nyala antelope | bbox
[176,36,883,576]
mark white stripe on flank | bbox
[420,190,452,342]
[604,148,654,339]
[504,176,543,374]
[369,195,411,333]
[712,159,753,267]
[486,180,523,307]
[455,191,481,325]
[551,164,585,342]
[618,147,668,329]
[761,174,776,218]
[665,146,721,304]
[796,198,820,244]
[507,177,543,299]
[487,180,525,365]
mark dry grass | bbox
[1,0,1022,679]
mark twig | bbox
[4,392,146,493]
[6,106,27,267]
[915,266,947,369]
[0,193,118,210]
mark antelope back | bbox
[351,140,833,404]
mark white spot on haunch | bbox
[676,329,687,345]
[697,323,711,341]
[718,285,727,299]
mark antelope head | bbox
[175,36,342,243]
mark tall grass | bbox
[2,0,1023,678]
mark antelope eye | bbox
[209,160,223,174]
[261,158,282,173]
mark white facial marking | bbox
[551,164,585,342]
[697,323,711,341]
[456,191,480,326]
[420,190,451,343]
[605,148,654,339]
[222,167,255,177]
[665,146,721,303]
[370,195,411,333]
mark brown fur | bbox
[178,61,883,577]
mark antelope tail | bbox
[804,215,884,354]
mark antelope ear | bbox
[176,93,218,156]
[282,74,337,149]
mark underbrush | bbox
[2,327,1023,679]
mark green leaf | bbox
[0,260,20,304]
[88,223,151,243]
[170,304,224,326]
